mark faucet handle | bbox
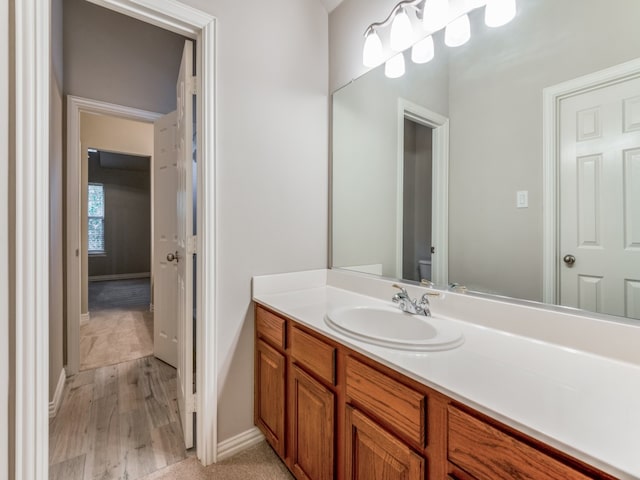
[392,283,407,294]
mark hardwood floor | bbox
[49,356,187,480]
[80,308,153,371]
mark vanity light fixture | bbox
[390,6,414,51]
[385,52,406,78]
[422,0,448,32]
[411,35,435,64]
[444,13,471,47]
[363,0,517,77]
[485,0,516,27]
[362,28,384,67]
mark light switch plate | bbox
[517,190,528,208]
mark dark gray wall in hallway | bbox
[63,0,186,114]
[88,152,151,277]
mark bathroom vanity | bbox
[253,269,640,480]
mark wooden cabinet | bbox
[255,339,286,457]
[447,405,610,480]
[345,406,425,480]
[290,365,335,480]
[254,304,616,480]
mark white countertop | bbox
[253,269,640,479]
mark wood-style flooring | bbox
[80,308,153,371]
[49,356,187,480]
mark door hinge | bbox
[188,393,197,413]
[191,75,197,95]
[187,235,197,255]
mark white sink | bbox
[325,306,464,352]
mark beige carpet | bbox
[80,307,153,370]
[138,442,294,480]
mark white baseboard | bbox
[149,303,154,312]
[49,368,66,418]
[216,427,265,462]
[88,272,151,282]
[80,312,90,324]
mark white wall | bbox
[177,0,329,442]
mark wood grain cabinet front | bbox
[290,365,335,480]
[447,405,612,480]
[345,406,426,480]
[255,339,286,458]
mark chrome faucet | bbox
[392,284,435,317]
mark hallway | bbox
[49,356,186,480]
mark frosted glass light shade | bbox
[385,53,405,78]
[390,8,414,52]
[485,0,516,27]
[411,35,435,64]
[362,30,383,67]
[423,0,448,32]
[445,14,470,47]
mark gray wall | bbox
[332,52,448,276]
[87,153,151,277]
[178,0,329,442]
[64,0,186,114]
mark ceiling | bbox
[319,0,345,12]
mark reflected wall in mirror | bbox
[332,0,640,320]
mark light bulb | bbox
[422,0,449,32]
[411,35,435,64]
[362,30,383,67]
[390,8,414,52]
[485,0,516,27]
[445,14,470,47]
[385,53,405,79]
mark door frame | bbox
[66,96,162,375]
[542,57,640,304]
[396,98,449,285]
[14,1,219,477]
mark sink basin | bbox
[325,306,463,352]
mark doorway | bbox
[82,147,153,371]
[15,1,217,476]
[543,58,640,321]
[402,118,434,282]
[395,99,449,286]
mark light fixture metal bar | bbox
[364,0,424,36]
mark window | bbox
[88,183,105,253]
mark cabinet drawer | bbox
[346,356,426,447]
[256,306,286,351]
[448,406,591,480]
[290,326,336,385]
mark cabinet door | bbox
[345,406,425,480]
[255,339,286,457]
[291,365,335,480]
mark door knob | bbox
[563,254,576,266]
[167,251,181,263]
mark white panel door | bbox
[560,77,640,319]
[176,39,195,449]
[153,111,178,367]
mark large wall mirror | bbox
[332,0,640,321]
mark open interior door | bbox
[175,39,196,449]
[153,111,178,367]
